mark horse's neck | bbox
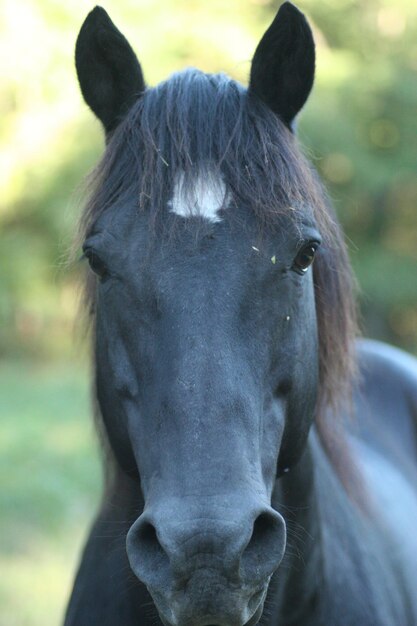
[270,436,323,625]
[270,430,405,626]
[271,430,370,625]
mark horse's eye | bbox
[293,243,319,274]
[83,248,110,281]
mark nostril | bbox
[240,511,286,581]
[245,513,275,563]
[127,519,170,587]
[136,520,169,567]
[137,521,160,553]
[248,588,265,614]
[245,513,277,561]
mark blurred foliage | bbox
[0,0,416,359]
[298,0,417,351]
[0,360,99,625]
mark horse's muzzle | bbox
[126,496,286,626]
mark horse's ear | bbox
[249,2,315,129]
[75,6,145,135]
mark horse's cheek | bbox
[261,407,285,493]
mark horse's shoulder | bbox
[351,339,417,477]
[354,339,417,435]
[356,338,417,399]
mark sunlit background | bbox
[0,0,416,624]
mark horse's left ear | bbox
[249,2,315,129]
[75,6,145,135]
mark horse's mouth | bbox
[160,617,262,626]
[156,591,265,626]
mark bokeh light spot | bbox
[369,119,399,149]
[321,153,354,184]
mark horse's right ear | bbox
[75,6,145,135]
[249,2,315,129]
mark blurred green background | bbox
[0,0,416,624]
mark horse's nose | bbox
[126,501,286,592]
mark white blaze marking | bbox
[168,171,230,222]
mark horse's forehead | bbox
[167,170,231,223]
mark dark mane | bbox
[76,69,358,492]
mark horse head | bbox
[75,4,353,625]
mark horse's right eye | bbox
[83,248,110,282]
[293,242,319,274]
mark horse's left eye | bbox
[293,243,319,274]
[83,248,110,281]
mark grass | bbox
[0,359,101,626]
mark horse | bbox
[64,3,417,625]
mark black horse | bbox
[65,4,417,625]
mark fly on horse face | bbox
[65,3,417,625]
